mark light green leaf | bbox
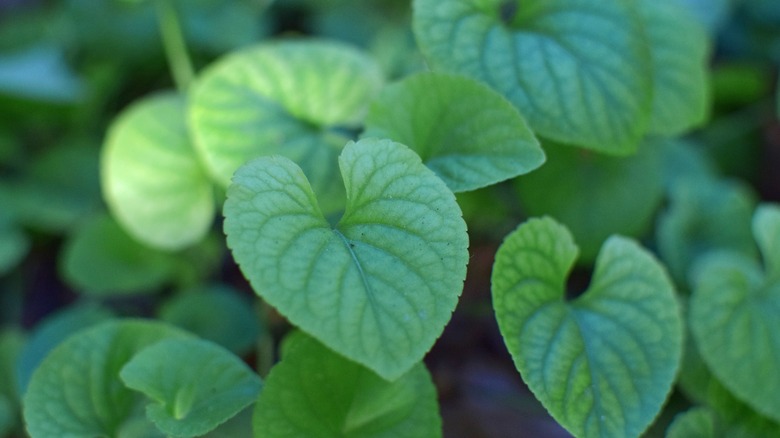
[413,0,652,154]
[665,407,715,438]
[690,204,780,423]
[22,320,190,438]
[158,285,262,355]
[224,138,468,380]
[15,303,113,395]
[639,0,710,136]
[60,214,178,295]
[516,140,664,264]
[102,92,214,250]
[189,39,383,215]
[120,338,262,438]
[363,72,544,192]
[491,217,682,438]
[657,177,757,288]
[252,332,441,438]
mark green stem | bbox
[155,0,194,92]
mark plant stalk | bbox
[155,0,194,92]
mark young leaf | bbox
[665,407,715,438]
[690,204,780,423]
[158,285,262,355]
[252,332,441,438]
[638,0,710,136]
[363,72,544,192]
[59,214,178,295]
[189,39,383,215]
[224,138,469,380]
[491,217,682,438]
[515,140,664,264]
[102,92,215,250]
[413,0,652,154]
[23,320,191,438]
[119,338,262,438]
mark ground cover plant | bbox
[1,0,779,436]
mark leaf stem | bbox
[155,0,194,92]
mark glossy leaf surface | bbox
[364,72,544,192]
[252,332,441,438]
[224,138,468,380]
[491,217,682,437]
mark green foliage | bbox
[5,0,780,437]
[690,204,780,423]
[119,338,262,437]
[22,320,191,437]
[665,407,715,438]
[224,138,468,380]
[253,332,441,438]
[491,217,682,437]
[516,140,664,263]
[102,92,214,250]
[189,39,383,215]
[638,0,710,135]
[158,285,262,355]
[15,303,113,394]
[60,214,178,295]
[363,71,544,192]
[413,0,652,154]
[657,177,757,288]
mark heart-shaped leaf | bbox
[224,138,469,380]
[252,332,441,438]
[363,72,544,192]
[638,0,710,136]
[23,320,191,438]
[690,204,780,423]
[102,92,215,250]
[120,338,262,438]
[189,39,383,216]
[491,217,682,437]
[413,0,652,154]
